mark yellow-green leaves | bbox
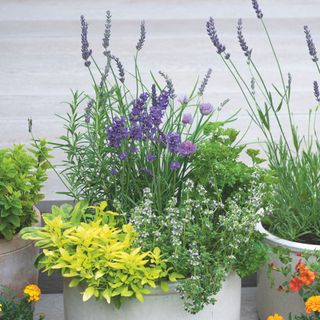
[21,201,179,308]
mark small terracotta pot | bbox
[0,207,41,296]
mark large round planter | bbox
[256,222,320,320]
[0,208,41,295]
[64,272,241,320]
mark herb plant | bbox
[207,0,320,243]
[21,201,181,308]
[43,12,269,313]
[0,141,50,240]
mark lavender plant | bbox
[206,0,320,243]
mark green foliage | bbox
[21,201,181,308]
[0,141,50,240]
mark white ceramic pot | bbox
[0,207,41,295]
[64,272,241,320]
[256,222,320,320]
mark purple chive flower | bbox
[179,141,197,157]
[304,26,318,63]
[251,0,263,19]
[207,17,229,58]
[103,10,112,56]
[170,161,181,171]
[119,152,128,161]
[198,68,212,96]
[111,55,125,83]
[237,19,252,58]
[314,81,320,102]
[107,116,129,148]
[182,113,193,125]
[84,99,94,124]
[178,95,188,104]
[111,168,118,175]
[149,90,170,127]
[146,154,156,162]
[166,132,181,153]
[200,102,214,115]
[159,71,176,99]
[80,15,92,67]
[136,20,146,51]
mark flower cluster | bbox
[24,284,41,303]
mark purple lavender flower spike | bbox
[129,146,138,153]
[166,132,181,153]
[111,168,118,175]
[170,161,181,171]
[140,167,153,176]
[136,20,146,51]
[80,15,92,67]
[198,68,212,96]
[251,0,263,19]
[206,17,229,58]
[146,154,156,162]
[179,141,197,157]
[200,102,214,115]
[151,84,157,106]
[130,92,149,123]
[103,10,112,56]
[84,99,94,124]
[130,125,143,141]
[314,81,320,102]
[159,71,176,99]
[112,55,125,83]
[237,19,252,58]
[182,113,193,125]
[119,152,128,161]
[106,116,129,148]
[304,26,318,63]
[150,90,170,127]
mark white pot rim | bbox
[256,222,320,252]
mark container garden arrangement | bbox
[25,11,269,320]
[0,141,49,294]
[206,0,320,318]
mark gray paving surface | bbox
[34,288,258,320]
[1,0,320,200]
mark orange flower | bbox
[305,296,320,314]
[24,284,41,303]
[289,277,303,291]
[295,259,305,271]
[299,267,316,286]
[267,313,284,320]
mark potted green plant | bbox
[34,12,268,319]
[206,0,320,318]
[0,140,49,294]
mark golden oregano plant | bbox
[20,201,183,308]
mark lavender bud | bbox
[103,10,112,56]
[251,0,263,19]
[84,99,94,123]
[251,77,255,96]
[112,55,125,83]
[159,71,176,99]
[100,54,112,84]
[151,84,157,106]
[136,20,146,51]
[304,26,318,63]
[237,19,252,58]
[314,81,320,102]
[206,17,229,56]
[80,15,92,67]
[198,68,212,96]
[28,118,32,133]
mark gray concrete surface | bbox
[34,288,258,320]
[1,0,320,200]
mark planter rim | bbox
[256,222,320,252]
[0,206,41,255]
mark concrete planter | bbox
[256,222,320,320]
[64,272,241,320]
[0,208,41,295]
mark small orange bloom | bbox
[24,284,41,303]
[299,267,316,286]
[295,259,305,271]
[266,313,284,320]
[305,296,320,314]
[289,277,303,291]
